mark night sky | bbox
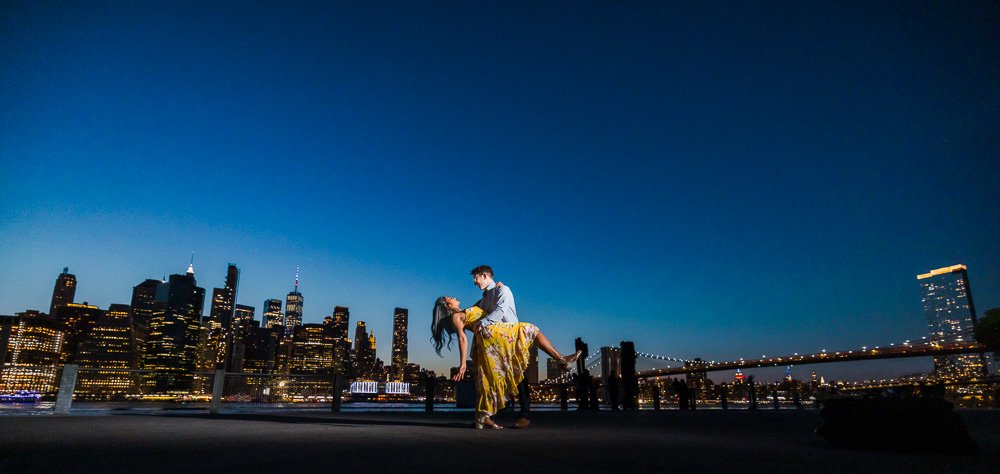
[2,2,998,380]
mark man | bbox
[466,264,531,429]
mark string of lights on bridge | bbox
[541,336,978,382]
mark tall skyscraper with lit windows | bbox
[332,306,350,340]
[263,299,283,329]
[918,264,987,380]
[143,264,206,393]
[285,268,303,336]
[391,308,408,380]
[49,267,76,316]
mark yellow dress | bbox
[464,306,540,417]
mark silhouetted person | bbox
[607,370,621,410]
[748,376,758,410]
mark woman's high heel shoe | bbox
[474,414,503,430]
[558,350,583,371]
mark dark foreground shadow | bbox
[127,412,473,429]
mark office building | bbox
[263,298,283,329]
[74,311,140,399]
[391,308,408,380]
[55,303,103,363]
[49,267,77,316]
[142,264,206,393]
[918,264,987,380]
[526,343,539,384]
[547,357,568,380]
[0,313,64,392]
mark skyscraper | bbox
[0,313,64,392]
[391,308,408,380]
[207,264,240,369]
[263,299,283,329]
[143,264,206,393]
[918,264,987,380]
[55,303,103,363]
[49,267,76,316]
[130,279,161,326]
[285,268,303,336]
[233,304,255,332]
[332,306,350,340]
[74,309,139,399]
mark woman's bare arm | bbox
[452,312,468,381]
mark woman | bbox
[432,295,581,429]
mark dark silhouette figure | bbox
[772,391,780,410]
[748,376,758,410]
[720,383,729,410]
[607,370,621,410]
[652,384,661,410]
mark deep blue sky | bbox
[2,2,998,380]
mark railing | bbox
[4,362,998,414]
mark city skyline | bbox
[0,261,995,380]
[2,2,998,380]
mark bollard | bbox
[560,383,569,411]
[210,369,226,414]
[425,377,436,412]
[54,364,79,415]
[620,341,638,410]
[330,374,343,413]
[652,385,661,410]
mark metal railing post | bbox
[425,377,436,412]
[210,369,225,414]
[54,364,78,415]
[331,374,343,413]
[560,383,569,411]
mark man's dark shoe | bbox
[511,417,531,429]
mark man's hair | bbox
[470,265,494,278]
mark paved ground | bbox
[1,409,998,473]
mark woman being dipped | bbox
[431,295,580,429]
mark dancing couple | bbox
[432,265,580,429]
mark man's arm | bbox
[480,286,515,326]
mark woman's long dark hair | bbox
[431,297,457,356]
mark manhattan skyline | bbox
[2,2,998,379]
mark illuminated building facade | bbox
[243,326,280,374]
[130,279,161,326]
[207,264,240,369]
[49,267,77,316]
[918,264,987,380]
[284,268,303,336]
[233,304,255,333]
[391,307,408,380]
[55,303,103,363]
[332,306,350,339]
[289,324,337,375]
[74,312,139,399]
[142,266,206,393]
[1,314,16,367]
[0,314,64,392]
[263,298,283,329]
